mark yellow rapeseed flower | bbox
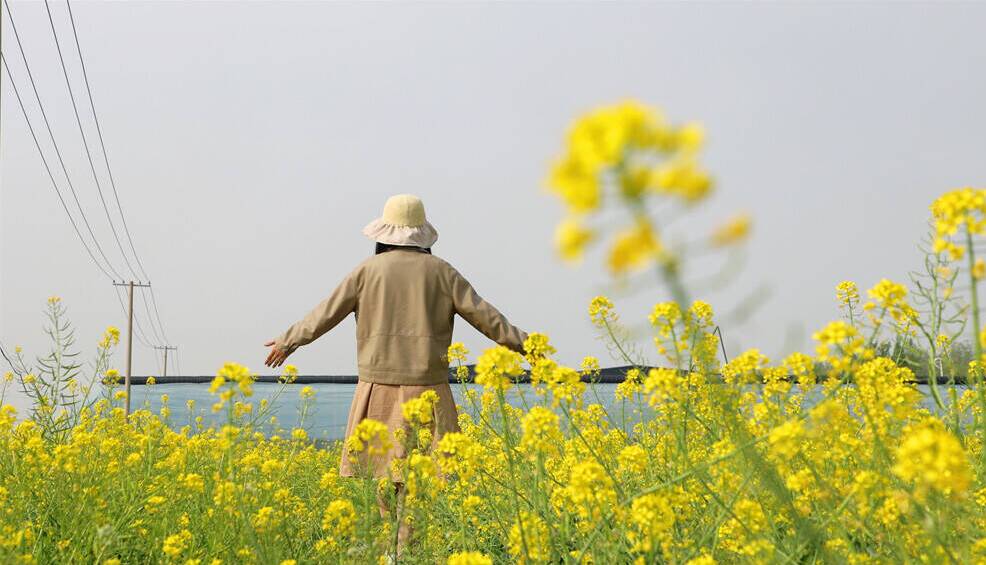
[555,218,596,262]
[508,511,550,564]
[930,187,986,260]
[626,492,674,554]
[345,418,392,456]
[447,342,469,364]
[836,281,859,309]
[519,407,562,455]
[473,346,524,392]
[437,432,482,480]
[768,419,805,460]
[866,279,917,325]
[162,529,192,558]
[615,367,643,400]
[650,158,713,202]
[523,333,557,361]
[710,213,752,247]
[280,364,299,384]
[321,499,356,550]
[401,390,440,427]
[893,419,971,499]
[607,221,662,275]
[588,296,617,327]
[447,551,493,565]
[644,368,682,406]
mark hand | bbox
[264,340,290,368]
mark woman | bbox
[263,194,527,545]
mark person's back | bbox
[263,195,528,531]
[276,247,525,385]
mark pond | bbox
[130,382,966,441]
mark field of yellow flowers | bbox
[3,102,986,564]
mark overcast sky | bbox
[2,1,985,387]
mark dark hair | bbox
[375,242,432,255]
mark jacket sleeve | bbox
[274,268,360,354]
[448,267,527,354]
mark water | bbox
[132,383,966,442]
[133,382,633,442]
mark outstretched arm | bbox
[264,269,360,368]
[449,268,527,354]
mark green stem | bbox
[496,389,533,562]
[967,229,982,361]
[660,260,690,309]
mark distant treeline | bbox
[129,364,974,386]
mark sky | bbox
[2,1,985,392]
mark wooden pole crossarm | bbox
[153,345,178,377]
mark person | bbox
[263,193,527,551]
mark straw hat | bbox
[362,194,439,248]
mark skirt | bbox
[339,380,460,479]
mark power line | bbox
[138,286,165,345]
[64,0,149,281]
[5,1,181,372]
[153,345,176,377]
[113,284,154,348]
[1,54,115,279]
[147,286,171,344]
[63,0,173,348]
[174,346,183,376]
[2,0,5,167]
[2,0,122,280]
[43,0,139,280]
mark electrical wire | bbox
[139,287,165,345]
[64,0,149,281]
[43,0,139,280]
[147,286,171,344]
[2,0,5,159]
[114,286,152,347]
[2,0,122,280]
[6,1,181,365]
[63,0,175,351]
[1,54,115,279]
[113,285,155,348]
[174,347,183,376]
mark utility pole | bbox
[153,345,177,377]
[112,280,151,415]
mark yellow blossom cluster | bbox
[588,295,617,328]
[836,280,860,318]
[547,100,726,275]
[345,418,392,456]
[893,419,972,501]
[930,187,986,260]
[473,346,524,392]
[97,326,121,349]
[864,278,917,327]
[548,100,709,213]
[209,362,254,413]
[401,390,439,427]
[710,212,752,248]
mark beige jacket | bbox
[275,249,527,385]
